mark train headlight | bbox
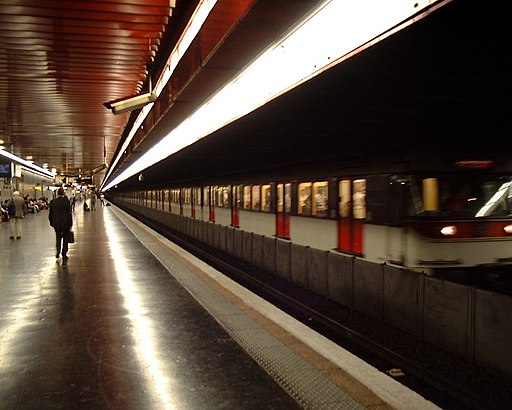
[504,225,512,234]
[440,225,457,236]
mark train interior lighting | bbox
[103,0,441,190]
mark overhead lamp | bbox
[102,0,443,190]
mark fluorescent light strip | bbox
[102,0,218,188]
[0,149,54,178]
[104,0,442,190]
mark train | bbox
[108,153,512,275]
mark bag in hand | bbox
[8,202,15,216]
[68,230,75,244]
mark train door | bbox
[338,178,366,255]
[231,185,241,227]
[276,183,291,239]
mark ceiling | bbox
[1,0,511,190]
[0,0,322,185]
[0,0,193,180]
[123,0,512,189]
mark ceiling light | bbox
[103,0,441,190]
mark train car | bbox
[111,154,512,275]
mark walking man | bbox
[7,191,27,239]
[49,187,73,264]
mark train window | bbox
[261,184,272,212]
[298,182,312,215]
[252,185,261,210]
[203,186,210,206]
[353,179,366,219]
[404,174,512,218]
[312,181,328,217]
[285,183,291,212]
[476,181,512,217]
[251,185,261,211]
[422,178,439,212]
[216,186,222,207]
[193,187,201,206]
[339,180,350,217]
[212,186,218,206]
[338,179,366,219]
[171,189,180,204]
[163,190,169,211]
[210,185,218,206]
[183,188,191,205]
[277,183,291,212]
[233,185,242,209]
[217,186,230,208]
[243,186,251,210]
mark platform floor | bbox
[0,201,439,409]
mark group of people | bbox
[2,187,97,266]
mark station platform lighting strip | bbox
[102,0,445,191]
[0,148,54,178]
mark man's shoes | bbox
[56,252,60,258]
[16,236,21,239]
[62,255,68,266]
[9,236,14,240]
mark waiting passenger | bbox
[7,191,27,239]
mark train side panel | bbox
[288,216,337,251]
[363,225,404,265]
[405,231,512,269]
[214,207,232,227]
[239,210,275,238]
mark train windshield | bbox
[408,174,512,218]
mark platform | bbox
[0,201,439,409]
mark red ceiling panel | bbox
[0,0,177,179]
